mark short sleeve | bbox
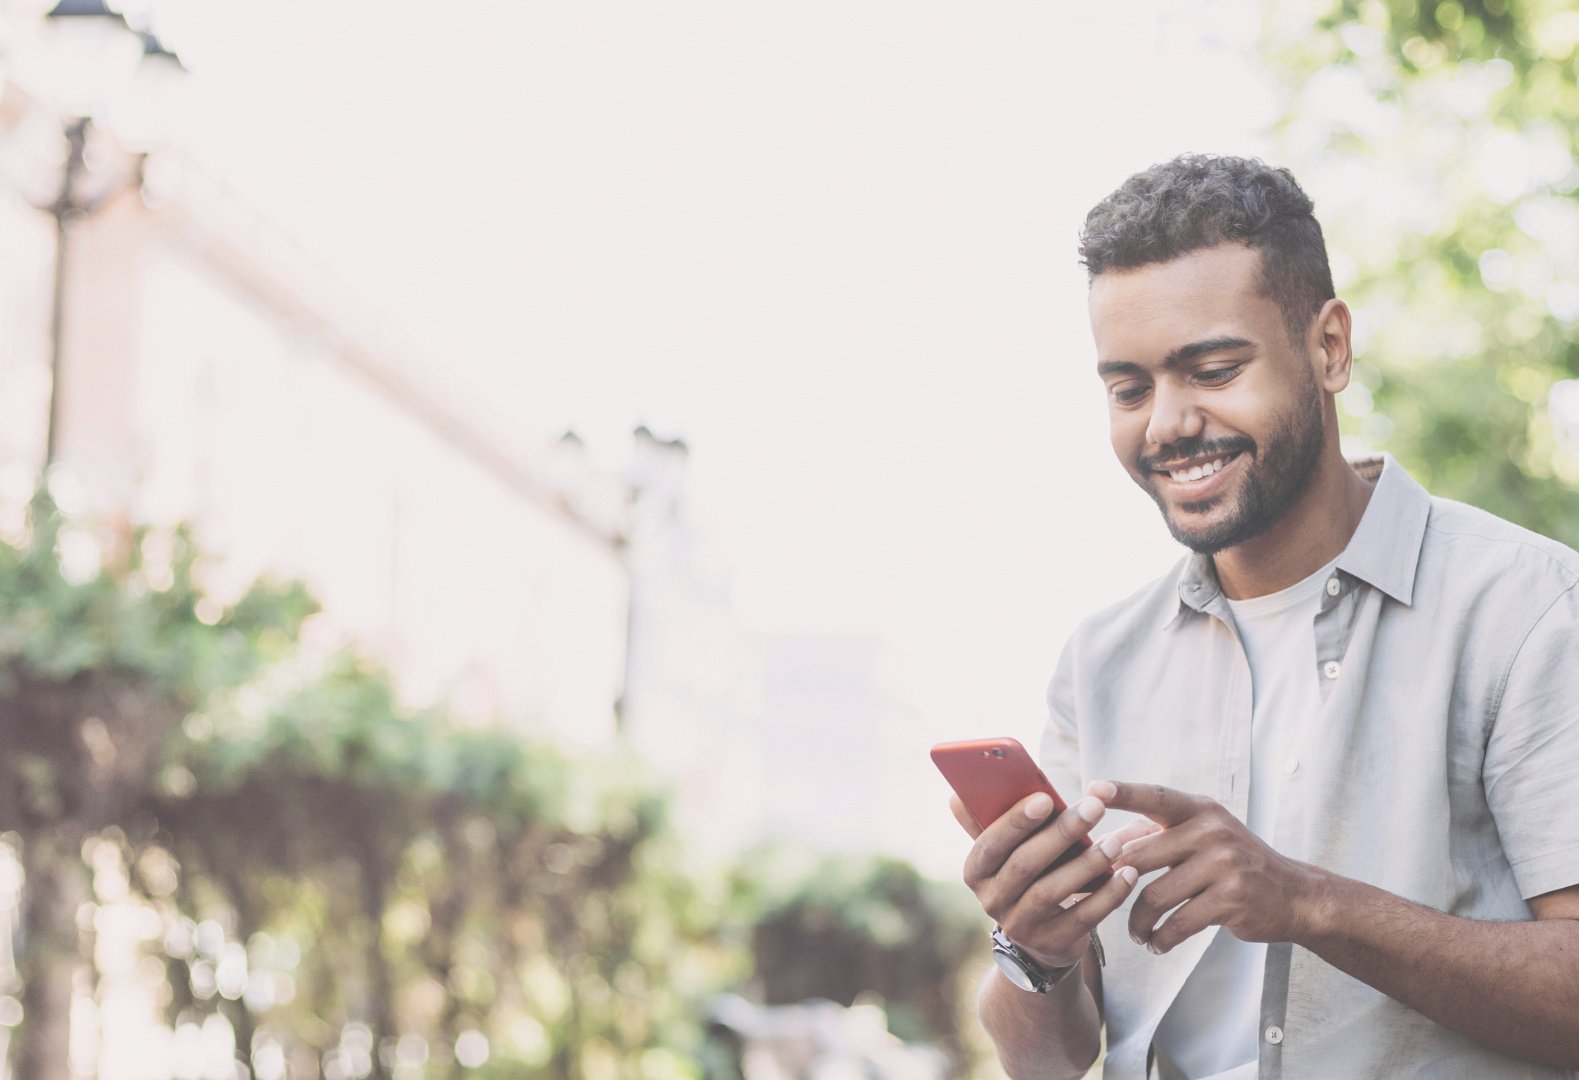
[1484,582,1579,899]
[1040,633,1085,808]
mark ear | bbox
[1311,299,1353,394]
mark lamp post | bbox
[40,0,185,468]
[9,16,186,1080]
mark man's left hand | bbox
[1093,779,1333,954]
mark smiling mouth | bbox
[1154,451,1242,484]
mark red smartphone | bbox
[931,737,1107,886]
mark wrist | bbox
[992,927,1101,993]
[1289,862,1344,945]
[993,927,1075,992]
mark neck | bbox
[1211,448,1375,601]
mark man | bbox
[953,155,1579,1078]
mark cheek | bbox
[1108,412,1147,464]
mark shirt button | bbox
[1265,1025,1284,1045]
[1284,759,1299,775]
[1325,576,1340,597]
[1323,660,1341,680]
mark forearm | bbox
[1299,873,1579,1068]
[978,952,1102,1079]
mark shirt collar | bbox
[1166,553,1219,629]
[1334,454,1430,606]
[1164,454,1429,629]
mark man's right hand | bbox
[954,791,1150,970]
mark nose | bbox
[1145,380,1205,449]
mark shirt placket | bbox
[1194,590,1253,821]
[1258,569,1357,1079]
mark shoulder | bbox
[1064,558,1190,661]
[1421,494,1579,595]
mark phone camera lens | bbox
[990,748,1005,758]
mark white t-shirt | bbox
[1151,558,1337,1080]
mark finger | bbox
[1108,822,1202,875]
[1065,818,1163,888]
[1147,894,1225,955]
[1002,862,1143,969]
[967,793,1107,910]
[965,792,1067,882]
[1088,780,1207,827]
[1020,825,1132,911]
[949,795,983,840]
[972,793,1106,901]
[1128,857,1216,948]
[1095,818,1163,852]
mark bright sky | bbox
[133,0,1276,869]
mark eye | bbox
[1194,364,1243,386]
[1108,383,1150,406]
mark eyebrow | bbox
[1096,335,1257,379]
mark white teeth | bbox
[1167,457,1229,483]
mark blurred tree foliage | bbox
[0,488,985,1080]
[0,489,735,1080]
[0,490,313,1080]
[1264,0,1579,539]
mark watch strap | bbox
[991,926,1102,993]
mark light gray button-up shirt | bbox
[1041,456,1579,1078]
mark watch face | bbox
[992,946,1042,993]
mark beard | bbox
[1138,374,1326,556]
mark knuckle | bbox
[1206,820,1236,845]
[1000,844,1039,883]
[1220,877,1248,905]
[1019,878,1065,916]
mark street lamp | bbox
[41,0,186,467]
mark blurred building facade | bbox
[0,39,629,750]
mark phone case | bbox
[930,736,1105,883]
[930,737,1069,828]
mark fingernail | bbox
[1147,942,1162,956]
[1088,780,1117,800]
[1074,796,1104,823]
[1118,866,1139,887]
[1130,931,1143,945]
[1024,793,1053,820]
[1096,834,1121,859]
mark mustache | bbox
[1138,436,1256,473]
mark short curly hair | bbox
[1079,154,1334,345]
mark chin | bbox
[1162,501,1245,555]
[1167,522,1225,554]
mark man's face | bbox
[1089,244,1325,555]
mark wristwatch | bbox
[990,926,1103,993]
